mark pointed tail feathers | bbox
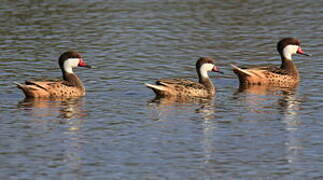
[14,82,37,90]
[231,64,253,76]
[144,83,167,92]
[14,82,24,89]
[14,81,50,98]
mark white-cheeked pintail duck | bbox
[145,57,222,98]
[15,51,91,98]
[231,38,310,87]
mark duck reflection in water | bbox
[149,95,212,106]
[148,96,219,166]
[17,97,88,119]
[236,83,297,95]
[17,97,87,177]
[235,83,300,117]
[236,83,303,167]
[148,95,218,121]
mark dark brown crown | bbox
[277,38,301,54]
[58,51,82,69]
[196,57,215,70]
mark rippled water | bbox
[1,0,323,179]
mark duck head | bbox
[277,38,310,60]
[58,51,91,74]
[196,57,222,79]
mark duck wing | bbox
[232,64,289,76]
[15,81,52,98]
[157,78,205,89]
[16,80,78,98]
[248,66,289,75]
[25,80,58,90]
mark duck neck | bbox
[62,71,85,91]
[198,71,215,96]
[280,56,299,77]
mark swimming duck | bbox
[15,51,91,98]
[231,38,310,87]
[145,57,222,98]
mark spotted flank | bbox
[15,51,91,98]
[16,80,85,98]
[231,38,310,87]
[145,57,222,98]
[145,79,211,98]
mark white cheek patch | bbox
[283,45,299,60]
[63,58,80,73]
[200,63,214,78]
